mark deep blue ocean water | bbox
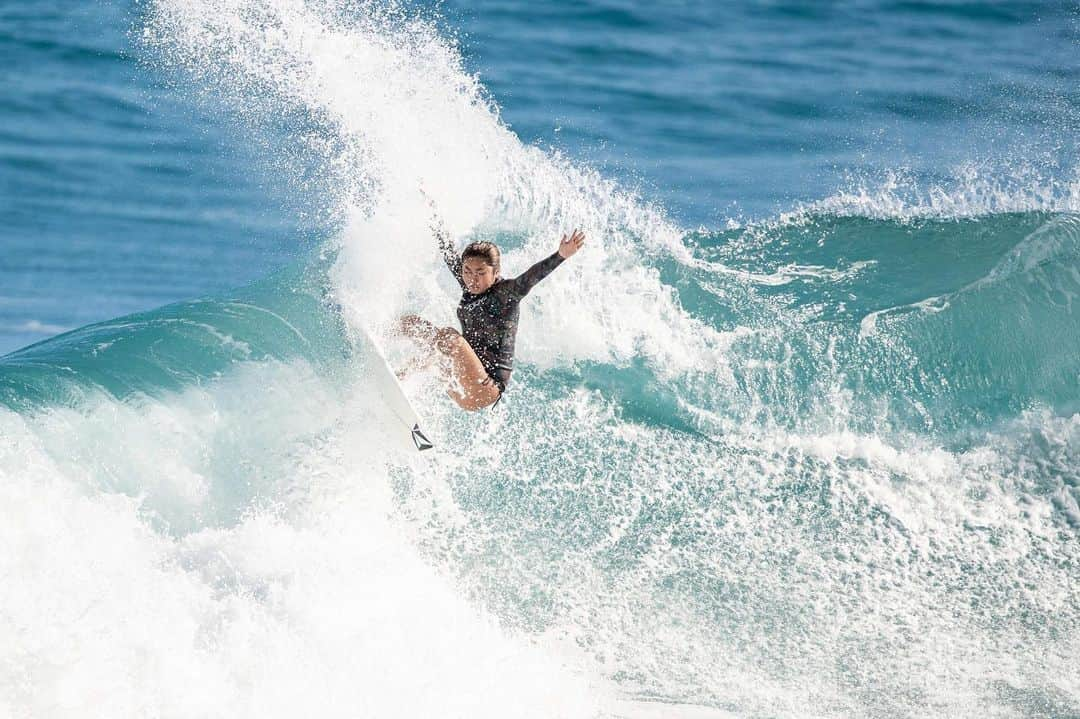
[2,2,1078,717]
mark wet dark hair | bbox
[461,241,501,274]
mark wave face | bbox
[3,1,1079,718]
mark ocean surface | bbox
[2,1,1078,717]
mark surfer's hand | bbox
[558,229,585,258]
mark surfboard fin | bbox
[411,424,434,451]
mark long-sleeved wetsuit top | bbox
[440,233,564,392]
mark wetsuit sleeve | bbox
[508,252,565,298]
[436,224,466,290]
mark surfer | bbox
[397,223,585,411]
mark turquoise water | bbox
[2,2,1078,717]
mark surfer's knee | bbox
[452,393,489,412]
[449,392,479,408]
[447,389,482,411]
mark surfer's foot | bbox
[397,315,462,356]
[397,314,436,343]
[432,326,462,354]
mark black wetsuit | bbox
[440,234,564,393]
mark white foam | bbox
[785,163,1080,222]
[5,319,70,335]
[0,359,604,718]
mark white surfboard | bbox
[361,328,434,453]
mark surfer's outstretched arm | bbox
[508,229,586,297]
[420,187,465,288]
[433,217,466,290]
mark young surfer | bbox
[398,224,585,411]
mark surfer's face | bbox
[462,257,497,294]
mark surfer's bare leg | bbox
[396,315,500,411]
[436,330,501,411]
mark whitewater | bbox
[2,1,1078,717]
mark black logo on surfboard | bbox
[411,424,434,451]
